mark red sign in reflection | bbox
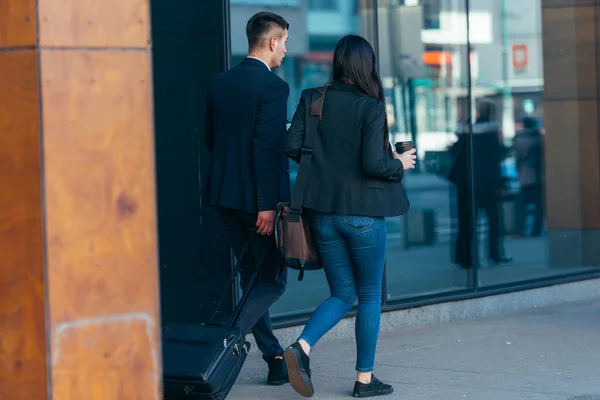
[512,44,528,69]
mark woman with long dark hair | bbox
[282,35,416,398]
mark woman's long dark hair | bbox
[332,34,389,148]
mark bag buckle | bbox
[288,208,302,223]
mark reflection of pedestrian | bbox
[513,117,544,236]
[449,100,512,268]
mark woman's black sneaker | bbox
[284,342,314,397]
[352,375,393,398]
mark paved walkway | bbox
[229,299,600,400]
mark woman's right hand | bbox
[394,148,417,170]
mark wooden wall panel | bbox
[38,0,150,48]
[544,100,600,229]
[0,0,36,48]
[51,318,159,399]
[0,51,47,399]
[542,6,598,101]
[542,0,598,8]
[39,50,160,399]
[1,0,159,397]
[542,0,600,237]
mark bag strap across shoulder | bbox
[289,86,328,222]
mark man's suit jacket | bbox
[204,58,291,213]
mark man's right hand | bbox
[256,210,276,236]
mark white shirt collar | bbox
[247,56,271,71]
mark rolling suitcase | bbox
[162,232,271,399]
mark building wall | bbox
[152,0,234,326]
[152,0,600,329]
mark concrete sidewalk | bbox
[229,299,600,400]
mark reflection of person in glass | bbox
[283,35,415,398]
[513,117,544,236]
[450,100,512,268]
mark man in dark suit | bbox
[204,12,291,385]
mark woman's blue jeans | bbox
[299,211,387,372]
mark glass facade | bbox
[225,0,600,322]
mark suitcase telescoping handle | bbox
[206,229,273,328]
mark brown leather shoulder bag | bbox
[275,86,328,281]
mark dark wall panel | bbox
[151,0,233,326]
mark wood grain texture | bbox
[51,315,159,399]
[544,100,600,229]
[40,50,160,399]
[542,6,599,101]
[0,51,47,399]
[0,0,36,48]
[38,0,150,48]
[542,0,598,8]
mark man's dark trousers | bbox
[217,207,287,361]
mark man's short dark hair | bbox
[246,12,289,52]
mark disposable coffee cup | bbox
[395,141,415,154]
